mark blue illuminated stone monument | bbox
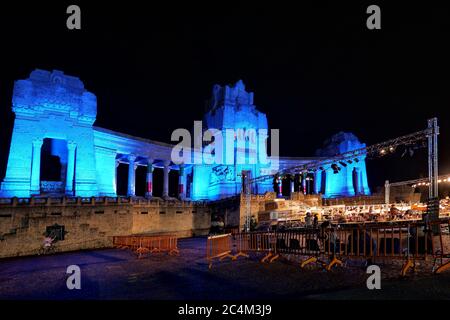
[0,70,370,200]
[315,132,370,198]
[191,80,274,200]
[1,70,98,197]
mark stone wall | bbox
[290,192,322,207]
[387,185,423,203]
[0,197,211,258]
[208,195,241,228]
[209,192,277,229]
[322,190,421,206]
[322,194,385,206]
[130,199,211,237]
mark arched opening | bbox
[135,165,147,197]
[116,163,128,196]
[281,176,290,197]
[294,174,301,193]
[169,170,179,197]
[40,138,67,194]
[152,168,163,197]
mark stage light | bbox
[331,164,340,174]
[338,161,347,167]
[347,160,353,164]
[389,147,395,152]
[380,149,386,155]
[354,158,359,163]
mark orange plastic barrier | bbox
[113,235,179,259]
[206,233,234,269]
[233,232,278,263]
[113,235,140,251]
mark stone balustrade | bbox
[0,196,208,208]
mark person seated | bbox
[41,233,57,253]
[43,235,54,248]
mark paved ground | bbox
[1,237,450,300]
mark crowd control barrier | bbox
[233,232,278,263]
[207,219,450,275]
[113,234,179,259]
[206,233,234,269]
[282,220,450,275]
[314,220,450,275]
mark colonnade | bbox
[117,155,186,199]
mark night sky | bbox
[0,2,449,191]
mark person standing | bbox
[313,214,319,229]
[305,211,313,228]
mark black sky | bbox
[0,2,449,190]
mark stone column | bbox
[358,167,365,195]
[302,172,307,195]
[276,176,283,198]
[354,167,361,195]
[65,141,77,196]
[314,170,322,194]
[145,159,153,198]
[30,138,43,195]
[359,159,370,195]
[127,154,136,197]
[163,160,171,198]
[178,164,186,200]
[115,160,120,194]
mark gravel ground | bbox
[0,237,449,300]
